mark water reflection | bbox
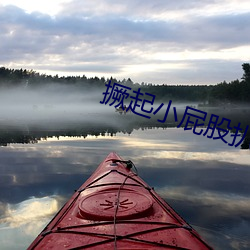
[1,196,59,228]
[0,107,249,149]
[0,196,62,250]
[0,128,250,249]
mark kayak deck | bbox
[28,152,213,249]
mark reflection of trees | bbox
[241,134,250,149]
[0,108,249,149]
[0,131,38,146]
[0,113,172,146]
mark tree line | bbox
[208,63,250,105]
[0,63,250,104]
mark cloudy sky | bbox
[0,0,250,85]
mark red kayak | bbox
[28,152,213,249]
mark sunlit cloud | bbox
[152,46,250,62]
[0,196,59,230]
[0,196,62,250]
[0,0,66,16]
[120,137,185,151]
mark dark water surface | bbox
[0,119,250,249]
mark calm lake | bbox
[0,106,250,249]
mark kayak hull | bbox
[28,152,213,249]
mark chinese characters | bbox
[100,81,249,148]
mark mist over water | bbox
[0,84,240,126]
[0,84,249,148]
[0,85,112,124]
[0,85,191,130]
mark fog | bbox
[0,85,113,125]
[1,85,247,133]
[0,85,194,127]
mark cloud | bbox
[2,4,250,47]
[0,196,61,250]
[0,196,59,229]
[58,0,248,19]
[0,1,250,84]
[157,186,250,216]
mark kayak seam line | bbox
[80,183,142,190]
[56,220,181,230]
[147,190,213,249]
[148,190,186,224]
[55,225,192,236]
[29,191,82,249]
[78,169,151,193]
[56,225,191,250]
[83,170,114,189]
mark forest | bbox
[0,63,250,105]
[0,64,249,148]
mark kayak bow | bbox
[28,152,213,249]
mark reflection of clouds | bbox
[5,128,245,169]
[0,196,61,249]
[0,202,7,218]
[0,128,249,250]
[0,196,59,230]
[153,150,250,166]
[157,186,250,249]
[121,139,184,150]
[194,223,250,250]
[104,127,244,158]
[157,186,250,216]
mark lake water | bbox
[0,108,250,249]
